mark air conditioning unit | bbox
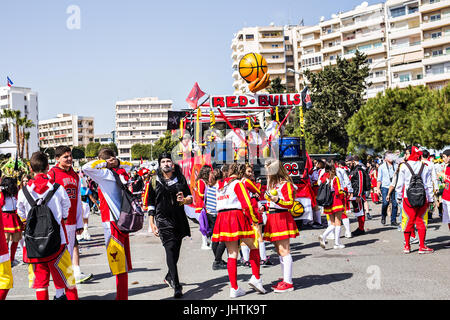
[426,65,432,70]
[381,37,385,42]
[391,39,396,44]
[394,74,398,78]
[390,23,394,27]
[425,52,431,57]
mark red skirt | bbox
[212,210,255,242]
[263,211,299,242]
[323,193,345,215]
[2,211,23,233]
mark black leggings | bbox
[207,213,226,262]
[163,238,183,288]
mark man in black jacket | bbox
[347,156,367,237]
[145,152,193,299]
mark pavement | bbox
[7,201,450,300]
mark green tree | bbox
[131,144,150,160]
[267,77,286,94]
[85,142,101,158]
[72,146,85,160]
[152,131,179,160]
[303,50,370,153]
[347,84,450,152]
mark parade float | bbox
[164,52,317,222]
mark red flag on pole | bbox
[186,82,206,109]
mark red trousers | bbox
[402,198,429,247]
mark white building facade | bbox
[0,86,40,156]
[38,114,94,149]
[231,0,450,96]
[115,97,172,161]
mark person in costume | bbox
[262,160,299,293]
[146,152,193,299]
[17,152,78,300]
[212,163,266,298]
[1,177,22,265]
[318,162,346,250]
[195,165,212,250]
[82,148,133,300]
[439,149,450,247]
[49,146,93,284]
[346,156,367,237]
[0,169,13,300]
[396,146,435,254]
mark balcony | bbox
[368,75,388,84]
[388,11,420,23]
[424,72,450,83]
[232,71,240,80]
[300,38,322,47]
[423,52,450,65]
[260,47,285,54]
[320,31,341,41]
[422,35,450,48]
[301,64,323,72]
[259,36,284,43]
[342,30,386,47]
[421,16,450,31]
[391,61,423,73]
[389,26,421,39]
[392,79,425,88]
[266,57,286,64]
[420,0,450,14]
[322,44,343,54]
[340,16,385,33]
[390,43,422,55]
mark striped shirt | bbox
[205,185,217,215]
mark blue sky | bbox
[0,0,381,134]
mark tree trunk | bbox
[25,138,29,159]
[15,124,20,158]
[20,129,25,159]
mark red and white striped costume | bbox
[318,173,345,215]
[212,177,257,242]
[263,181,299,242]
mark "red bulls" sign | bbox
[211,94,302,109]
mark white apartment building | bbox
[231,0,450,97]
[94,133,114,144]
[39,114,94,149]
[0,86,39,156]
[231,25,300,94]
[115,97,172,161]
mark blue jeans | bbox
[381,187,398,223]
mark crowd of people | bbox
[0,143,449,300]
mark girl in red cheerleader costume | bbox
[1,177,22,266]
[370,162,380,204]
[212,163,266,298]
[262,160,299,293]
[318,162,346,250]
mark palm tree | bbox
[24,131,31,159]
[19,116,34,159]
[1,109,21,155]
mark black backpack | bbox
[404,162,426,208]
[23,184,62,259]
[351,166,371,195]
[110,169,144,234]
[316,180,333,207]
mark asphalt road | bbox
[7,201,450,300]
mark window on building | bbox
[400,74,411,82]
[272,44,279,48]
[430,14,441,22]
[431,31,442,39]
[245,34,254,40]
[391,7,406,18]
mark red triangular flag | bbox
[186,82,206,109]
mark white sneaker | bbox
[248,275,266,294]
[230,287,246,298]
[345,232,352,239]
[411,237,419,244]
[333,244,346,249]
[82,229,91,241]
[319,235,327,249]
[75,272,94,284]
[201,244,211,250]
[326,233,335,240]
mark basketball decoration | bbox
[290,201,304,218]
[239,53,271,93]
